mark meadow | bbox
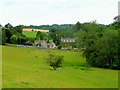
[23,31,37,38]
[2,46,118,88]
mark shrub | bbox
[10,35,18,44]
[45,52,64,70]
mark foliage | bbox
[58,42,64,49]
[45,52,64,70]
[49,26,74,45]
[93,30,119,69]
[36,31,50,40]
[17,35,27,45]
[109,16,120,30]
[114,15,120,22]
[4,23,13,29]
[2,29,7,45]
[5,28,13,43]
[0,27,7,45]
[12,26,23,34]
[76,23,119,69]
[25,37,35,45]
[10,35,18,44]
[26,24,73,30]
[74,21,81,32]
[36,31,43,40]
[109,21,120,30]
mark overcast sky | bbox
[0,0,119,26]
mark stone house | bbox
[61,38,76,49]
[49,41,56,49]
[34,40,56,49]
[61,38,76,43]
[34,40,48,48]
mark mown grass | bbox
[2,46,118,88]
[23,31,37,38]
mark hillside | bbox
[2,46,118,88]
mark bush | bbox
[44,52,64,70]
[58,45,62,49]
[10,35,18,44]
[25,41,33,46]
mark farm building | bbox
[61,38,76,49]
[23,28,49,33]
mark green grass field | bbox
[2,46,118,88]
[23,31,37,38]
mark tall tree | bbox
[36,31,45,40]
[5,28,12,43]
[76,23,119,69]
[74,21,81,32]
[0,28,7,45]
[4,23,13,29]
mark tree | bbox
[5,29,12,43]
[12,26,23,34]
[4,23,13,28]
[4,23,13,43]
[1,29,7,45]
[91,29,119,69]
[109,16,120,30]
[25,37,35,45]
[76,23,119,69]
[36,31,50,41]
[74,21,81,32]
[10,35,18,44]
[36,31,44,40]
[45,52,64,70]
[114,15,120,22]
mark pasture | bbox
[23,31,37,38]
[2,46,118,88]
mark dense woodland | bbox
[0,16,120,70]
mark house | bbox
[34,40,56,49]
[61,38,76,49]
[34,40,48,48]
[61,38,76,43]
[49,41,56,49]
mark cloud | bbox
[0,0,119,26]
[0,0,16,5]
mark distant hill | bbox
[26,24,74,30]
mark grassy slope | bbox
[22,31,37,38]
[2,46,118,88]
